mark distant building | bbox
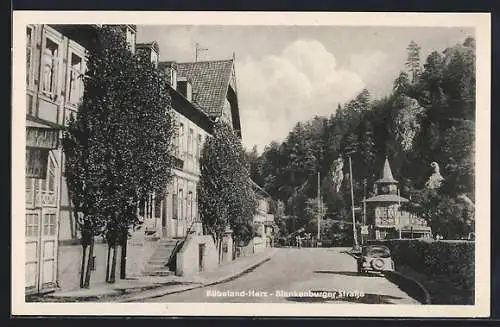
[363,157,432,240]
[252,182,276,251]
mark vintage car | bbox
[356,245,395,276]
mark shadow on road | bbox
[340,250,360,259]
[285,293,404,304]
[314,270,362,277]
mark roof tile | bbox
[175,60,234,117]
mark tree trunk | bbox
[105,245,111,282]
[108,245,117,284]
[218,238,223,264]
[80,245,87,288]
[120,234,127,279]
[83,237,94,288]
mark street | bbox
[143,247,420,304]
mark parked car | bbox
[356,245,395,276]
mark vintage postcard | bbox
[12,11,491,317]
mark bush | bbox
[367,239,474,291]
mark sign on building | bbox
[26,127,59,149]
[361,225,369,235]
[25,127,59,179]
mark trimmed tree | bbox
[198,121,257,262]
[62,25,175,286]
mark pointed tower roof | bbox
[376,157,398,184]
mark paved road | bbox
[144,247,420,304]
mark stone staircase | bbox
[142,237,184,277]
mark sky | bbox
[136,25,474,153]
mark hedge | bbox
[367,239,474,291]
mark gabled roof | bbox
[175,59,235,117]
[251,179,271,198]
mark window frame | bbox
[178,189,184,221]
[26,25,36,90]
[46,154,56,192]
[125,27,136,53]
[43,213,57,236]
[25,213,40,238]
[172,193,178,219]
[188,191,193,221]
[66,40,87,108]
[39,26,63,101]
[178,123,185,159]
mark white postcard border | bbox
[12,11,491,317]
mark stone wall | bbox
[175,234,218,276]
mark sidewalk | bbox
[33,248,278,302]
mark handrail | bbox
[166,220,198,269]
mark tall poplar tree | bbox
[198,121,257,261]
[62,25,175,286]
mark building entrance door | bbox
[25,152,59,294]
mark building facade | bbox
[139,56,243,240]
[363,157,432,241]
[252,183,276,251]
[24,24,137,294]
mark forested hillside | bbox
[246,37,476,240]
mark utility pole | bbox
[317,171,321,245]
[349,155,359,248]
[362,178,367,245]
[363,179,367,225]
[195,42,208,62]
[398,188,402,239]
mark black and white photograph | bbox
[12,11,490,317]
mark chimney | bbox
[136,41,159,68]
[161,61,177,90]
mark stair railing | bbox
[166,220,198,270]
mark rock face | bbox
[425,162,445,189]
[331,157,344,193]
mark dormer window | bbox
[169,67,177,89]
[125,27,136,53]
[177,77,193,102]
[151,50,158,68]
